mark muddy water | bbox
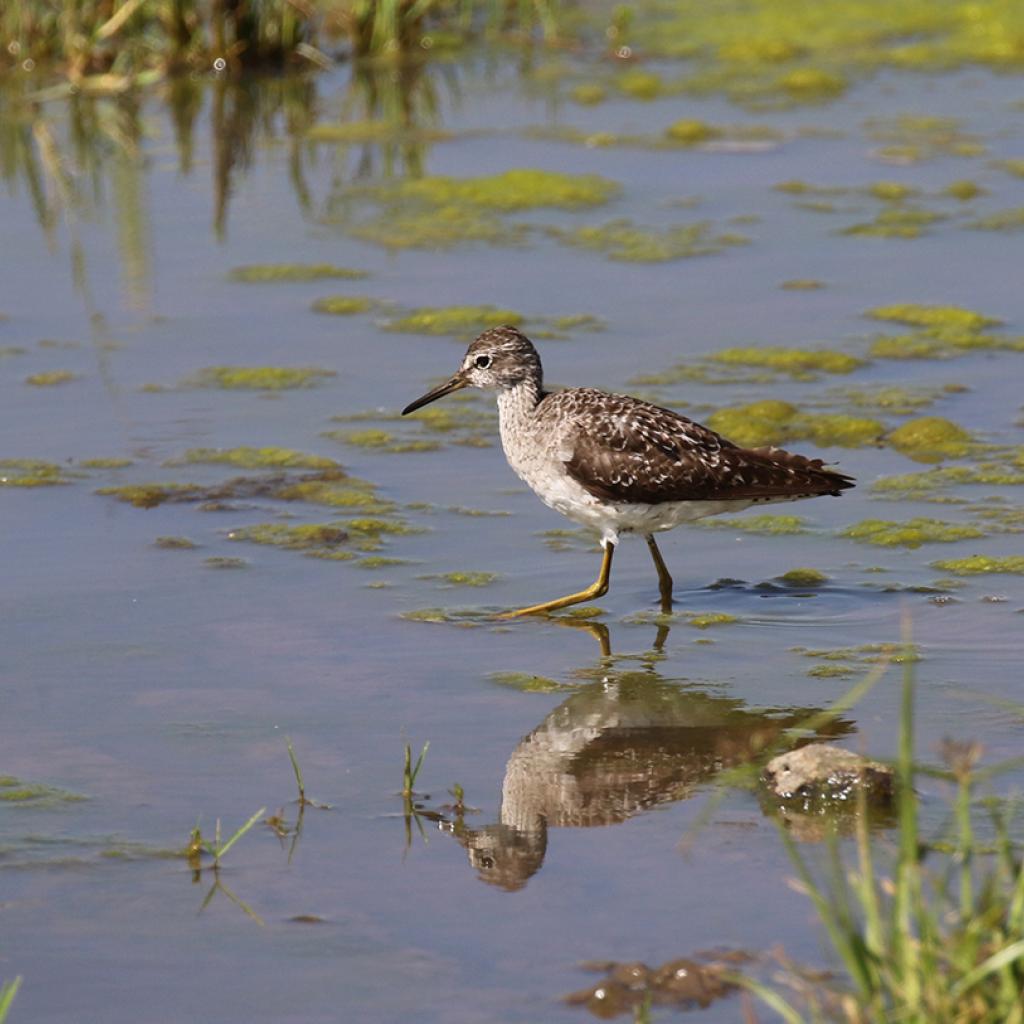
[2,57,1023,1022]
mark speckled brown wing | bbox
[554,389,854,505]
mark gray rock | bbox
[762,743,894,808]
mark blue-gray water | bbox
[2,57,1023,1022]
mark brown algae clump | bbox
[886,417,972,460]
[26,371,77,386]
[186,366,336,390]
[842,518,985,548]
[229,264,368,283]
[707,401,882,448]
[931,555,1024,575]
[311,297,376,315]
[228,523,349,550]
[709,347,863,377]
[550,219,749,262]
[779,568,829,586]
[0,459,70,486]
[173,447,339,470]
[382,306,523,336]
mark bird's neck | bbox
[496,379,544,468]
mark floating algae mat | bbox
[381,306,523,336]
[0,459,72,486]
[841,517,986,548]
[228,264,369,282]
[865,304,1024,359]
[332,170,620,250]
[169,448,340,470]
[706,400,882,448]
[548,219,750,262]
[180,366,337,390]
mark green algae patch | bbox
[311,296,376,315]
[173,447,339,470]
[398,169,620,212]
[779,568,829,586]
[808,663,859,679]
[867,304,1001,333]
[571,83,607,105]
[886,417,972,460]
[618,70,665,99]
[326,429,441,454]
[228,523,349,550]
[865,116,984,163]
[349,204,525,250]
[489,671,574,693]
[992,159,1024,179]
[780,279,826,290]
[26,370,77,386]
[699,513,809,535]
[550,219,749,262]
[153,536,197,549]
[229,264,368,283]
[0,459,70,487]
[709,346,863,377]
[841,208,945,238]
[344,517,424,536]
[0,775,86,806]
[276,480,391,513]
[842,518,985,549]
[205,556,249,569]
[707,401,881,448]
[382,306,523,336]
[944,180,985,200]
[80,457,133,469]
[867,181,920,201]
[931,555,1024,576]
[421,571,499,587]
[873,463,1024,500]
[686,612,738,629]
[777,68,846,100]
[97,482,202,508]
[968,208,1024,232]
[186,366,336,390]
[400,607,486,627]
[837,385,941,415]
[357,556,412,569]
[664,119,721,144]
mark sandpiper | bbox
[402,326,854,618]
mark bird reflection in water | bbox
[447,619,854,891]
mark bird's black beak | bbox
[402,373,468,415]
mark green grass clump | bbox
[311,296,376,315]
[174,447,339,469]
[382,306,522,336]
[227,523,349,549]
[700,513,809,535]
[743,656,1024,1023]
[229,264,368,283]
[843,518,985,549]
[0,459,69,486]
[710,346,863,376]
[187,366,336,390]
[550,219,749,262]
[930,555,1024,575]
[25,370,77,386]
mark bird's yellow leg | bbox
[497,542,614,619]
[645,534,674,612]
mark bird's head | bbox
[402,326,541,415]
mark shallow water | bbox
[2,53,1024,1022]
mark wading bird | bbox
[402,326,853,618]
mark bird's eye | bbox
[474,354,492,369]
